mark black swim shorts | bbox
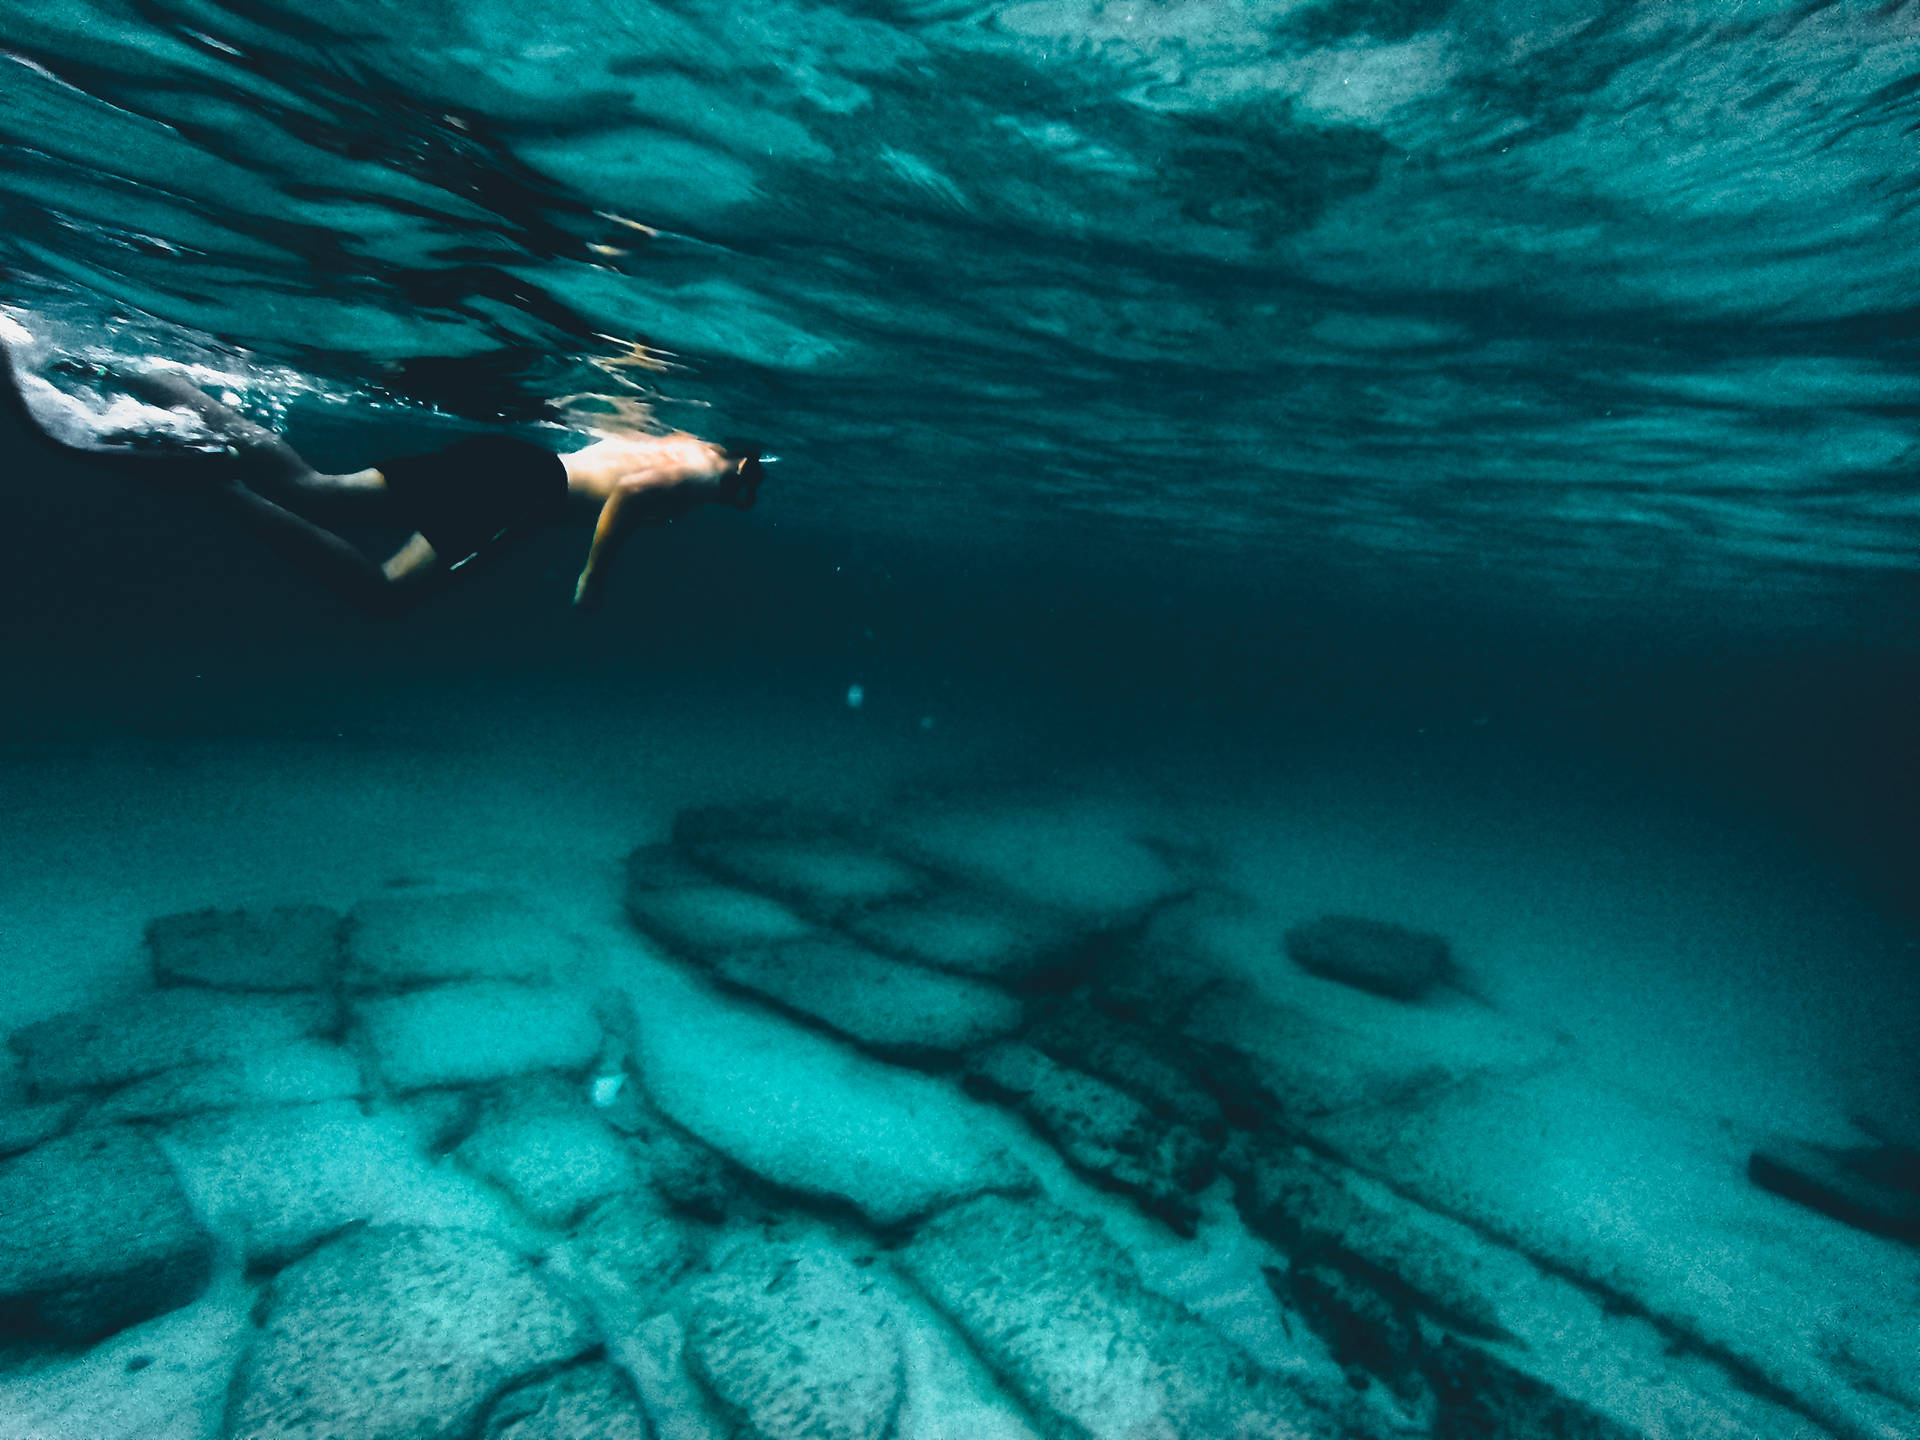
[378,434,568,568]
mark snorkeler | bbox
[0,335,764,616]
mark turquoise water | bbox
[1,4,1917,1439]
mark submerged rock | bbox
[355,981,604,1092]
[1748,1135,1920,1240]
[95,1038,365,1123]
[483,1361,652,1440]
[10,989,337,1097]
[627,883,818,958]
[147,904,342,992]
[347,890,572,991]
[1234,1135,1512,1342]
[847,891,1083,983]
[0,1095,79,1158]
[456,1076,639,1228]
[899,1193,1340,1440]
[684,1231,902,1440]
[566,1193,700,1324]
[597,1086,739,1220]
[1427,1336,1643,1440]
[162,1099,506,1269]
[689,835,927,918]
[1279,1259,1423,1398]
[710,935,1024,1058]
[966,1041,1213,1232]
[1284,915,1452,1002]
[230,1227,596,1440]
[1024,1004,1229,1135]
[0,1127,213,1342]
[630,984,1022,1227]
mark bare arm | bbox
[574,489,636,610]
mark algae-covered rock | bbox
[627,884,817,958]
[456,1076,638,1228]
[0,1126,213,1342]
[631,983,1022,1227]
[1284,915,1451,1002]
[347,890,573,991]
[162,1099,505,1269]
[229,1227,596,1440]
[684,1231,902,1440]
[566,1193,699,1323]
[11,989,337,1097]
[147,903,342,991]
[899,1193,1340,1440]
[1748,1135,1920,1240]
[689,835,927,917]
[356,981,604,1092]
[967,1041,1212,1232]
[848,891,1082,983]
[96,1038,364,1122]
[483,1361,652,1440]
[710,935,1024,1058]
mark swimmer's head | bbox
[716,440,765,510]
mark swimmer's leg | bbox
[117,369,316,491]
[117,369,388,522]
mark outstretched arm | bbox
[574,489,636,610]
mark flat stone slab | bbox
[595,1086,738,1221]
[1284,914,1452,1002]
[899,1193,1340,1440]
[10,989,337,1097]
[356,981,604,1092]
[483,1361,651,1440]
[563,1193,699,1327]
[688,836,928,916]
[847,892,1082,982]
[0,1096,78,1158]
[629,970,1023,1227]
[1310,1063,1920,1440]
[626,882,817,957]
[684,1231,902,1440]
[230,1227,596,1440]
[1235,1135,1514,1342]
[0,1126,213,1342]
[147,904,342,991]
[0,1259,253,1440]
[710,935,1025,1057]
[95,1038,365,1123]
[967,1042,1213,1232]
[456,1077,639,1228]
[347,890,572,991]
[1749,1135,1920,1241]
[163,1100,507,1269]
[1024,1005,1228,1135]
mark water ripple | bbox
[2,0,1917,612]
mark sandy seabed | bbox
[0,680,1914,1440]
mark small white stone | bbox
[591,1073,627,1108]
